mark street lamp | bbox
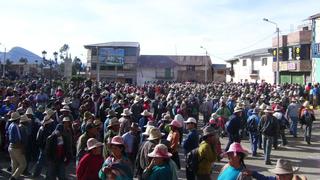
[263,18,280,85]
[0,43,7,77]
[200,46,208,83]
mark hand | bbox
[242,170,253,176]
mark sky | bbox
[0,0,319,64]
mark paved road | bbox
[1,111,320,180]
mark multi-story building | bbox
[226,48,274,83]
[271,25,312,84]
[212,64,227,82]
[308,13,320,83]
[84,42,140,84]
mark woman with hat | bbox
[299,101,315,145]
[99,136,133,180]
[76,138,104,180]
[218,142,249,180]
[273,105,289,147]
[59,105,73,123]
[139,110,152,132]
[103,117,120,158]
[103,109,117,136]
[122,123,141,165]
[167,119,182,169]
[119,108,133,136]
[142,144,173,180]
[157,114,171,138]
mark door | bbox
[280,72,291,84]
[291,73,304,85]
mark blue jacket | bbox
[227,114,241,135]
[182,129,199,154]
[8,122,21,144]
[252,171,276,180]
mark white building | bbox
[226,48,274,83]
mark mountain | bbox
[0,46,42,64]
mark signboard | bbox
[98,48,125,65]
[287,62,296,70]
[279,62,288,71]
[312,43,320,58]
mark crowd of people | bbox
[0,79,318,180]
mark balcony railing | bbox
[250,70,259,77]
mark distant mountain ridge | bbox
[0,46,42,64]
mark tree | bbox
[72,56,82,75]
[59,44,69,60]
[19,57,28,64]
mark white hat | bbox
[121,108,132,116]
[147,127,163,140]
[42,115,54,125]
[26,108,34,115]
[61,98,72,105]
[185,117,197,124]
[142,125,155,136]
[141,110,151,116]
[20,114,31,123]
[86,138,103,151]
[9,112,20,121]
[269,159,299,175]
[62,117,71,122]
[233,106,243,113]
[60,105,71,112]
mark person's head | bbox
[233,106,243,116]
[269,159,299,180]
[148,144,172,166]
[86,123,98,137]
[264,106,274,116]
[108,117,120,132]
[20,114,31,125]
[225,142,248,168]
[109,136,125,159]
[202,126,217,145]
[9,112,20,124]
[185,117,197,130]
[87,138,103,155]
[169,120,182,131]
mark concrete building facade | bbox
[308,13,320,83]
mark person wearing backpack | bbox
[182,117,199,180]
[258,106,279,165]
[225,106,243,152]
[300,101,315,145]
[246,108,260,157]
[197,126,217,180]
[285,98,301,138]
[273,105,288,147]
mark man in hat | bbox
[122,122,141,165]
[197,126,217,180]
[25,107,41,162]
[119,108,132,136]
[285,98,301,138]
[130,96,143,123]
[0,97,15,116]
[139,110,152,132]
[259,106,279,165]
[19,114,32,176]
[7,112,26,180]
[135,127,163,179]
[59,105,74,123]
[273,105,289,147]
[225,106,243,152]
[32,114,56,177]
[249,158,306,180]
[103,117,120,158]
[246,108,260,156]
[103,109,117,137]
[76,122,98,165]
[45,124,72,180]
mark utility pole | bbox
[200,46,208,83]
[97,46,100,82]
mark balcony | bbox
[155,71,174,79]
[249,70,259,77]
[272,60,312,72]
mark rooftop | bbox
[138,55,178,68]
[84,42,140,48]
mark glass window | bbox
[91,48,97,56]
[91,63,97,70]
[124,48,138,56]
[262,58,268,66]
[187,65,195,71]
[242,60,247,66]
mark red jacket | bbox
[76,153,104,180]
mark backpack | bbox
[262,117,274,136]
[303,110,313,124]
[247,117,257,132]
[186,148,200,173]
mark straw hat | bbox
[9,112,20,121]
[269,159,299,175]
[144,97,149,102]
[108,117,120,128]
[134,96,141,103]
[147,127,163,140]
[141,110,151,116]
[43,115,54,125]
[26,108,34,115]
[225,142,249,157]
[107,110,117,117]
[142,125,155,136]
[264,106,274,113]
[61,98,72,105]
[44,109,56,117]
[185,117,197,124]
[20,114,31,123]
[62,117,71,122]
[144,121,155,128]
[131,122,141,131]
[121,108,132,116]
[163,114,171,121]
[86,138,103,151]
[109,136,124,146]
[148,144,172,158]
[60,105,71,112]
[170,120,182,128]
[233,106,243,113]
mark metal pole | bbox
[276,27,280,85]
[97,46,100,82]
[3,47,6,77]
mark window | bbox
[242,60,247,66]
[100,65,115,70]
[217,70,224,74]
[91,48,97,56]
[91,63,97,70]
[124,48,138,56]
[262,58,268,66]
[117,66,123,71]
[187,65,195,71]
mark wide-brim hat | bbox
[144,121,155,128]
[234,106,243,113]
[147,127,163,140]
[141,110,151,116]
[109,136,124,146]
[121,108,132,116]
[131,122,141,131]
[108,117,120,128]
[134,96,142,103]
[268,159,299,175]
[224,142,249,157]
[170,120,182,128]
[43,115,54,125]
[61,98,72,105]
[60,105,71,112]
[107,110,117,117]
[20,114,31,123]
[148,144,172,158]
[44,109,56,117]
[25,108,34,115]
[86,138,103,151]
[93,119,102,126]
[9,112,20,121]
[303,101,310,107]
[185,117,197,124]
[163,114,171,121]
[3,97,11,102]
[62,117,71,122]
[202,126,217,137]
[142,125,155,136]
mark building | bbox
[308,13,320,83]
[212,64,227,82]
[271,25,312,84]
[137,55,212,85]
[226,48,274,83]
[84,42,140,84]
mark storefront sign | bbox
[287,62,296,70]
[279,62,288,71]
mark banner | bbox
[98,48,125,65]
